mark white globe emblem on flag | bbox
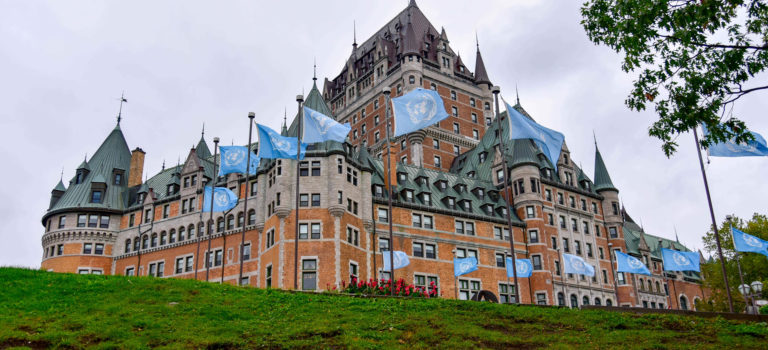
[223,148,246,167]
[312,111,334,135]
[628,256,644,269]
[672,251,690,266]
[515,260,529,275]
[743,232,762,248]
[406,93,438,124]
[571,258,586,272]
[270,135,291,152]
[393,253,403,268]
[459,261,473,274]
[214,191,229,207]
[724,137,760,155]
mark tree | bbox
[581,0,768,156]
[698,213,768,312]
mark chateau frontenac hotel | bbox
[40,1,708,310]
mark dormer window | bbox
[453,184,466,193]
[398,172,407,182]
[435,180,447,190]
[481,204,493,216]
[474,188,485,200]
[446,197,455,209]
[479,152,487,163]
[404,190,414,202]
[374,185,384,197]
[467,171,475,178]
[75,172,84,184]
[91,190,103,203]
[138,193,146,204]
[422,193,431,206]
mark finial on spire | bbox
[593,130,598,147]
[117,91,127,125]
[162,160,165,171]
[313,57,317,81]
[515,83,520,105]
[283,107,287,127]
[60,167,64,181]
[674,226,680,242]
[475,31,479,51]
[353,20,357,47]
[201,122,205,137]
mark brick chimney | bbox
[128,147,145,187]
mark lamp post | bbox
[739,280,763,315]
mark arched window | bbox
[570,294,578,308]
[237,212,244,228]
[679,295,688,310]
[409,75,415,84]
[248,209,256,226]
[558,292,565,306]
[226,215,234,230]
[134,237,140,251]
[160,231,167,245]
[217,217,224,233]
[639,278,644,290]
[582,296,590,306]
[594,297,601,306]
[150,233,158,248]
[647,280,652,291]
[207,220,214,235]
[693,297,701,310]
[125,239,131,253]
[179,226,185,241]
[606,299,613,306]
[169,229,176,244]
[188,224,196,239]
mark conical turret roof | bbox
[594,144,618,192]
[53,179,66,192]
[196,135,211,159]
[474,48,491,86]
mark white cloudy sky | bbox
[1,0,766,267]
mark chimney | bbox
[128,147,145,187]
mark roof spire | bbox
[674,226,680,242]
[515,83,520,105]
[409,0,418,8]
[594,139,618,192]
[473,33,492,86]
[593,130,598,147]
[60,167,64,181]
[353,20,357,48]
[116,91,127,125]
[201,122,205,137]
[313,57,317,81]
[162,159,165,171]
[476,31,479,51]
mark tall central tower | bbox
[322,0,494,171]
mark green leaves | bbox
[582,0,768,156]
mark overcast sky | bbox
[1,0,766,268]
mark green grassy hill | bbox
[0,268,765,349]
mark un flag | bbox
[615,251,651,275]
[661,248,700,272]
[302,106,350,143]
[392,88,450,137]
[202,187,238,212]
[256,124,307,160]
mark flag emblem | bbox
[628,257,644,269]
[270,135,291,152]
[222,147,246,167]
[672,251,690,266]
[516,260,529,275]
[743,232,762,248]
[406,93,439,124]
[214,191,229,207]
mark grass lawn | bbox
[0,267,766,349]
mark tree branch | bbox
[660,34,768,50]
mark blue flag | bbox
[454,257,478,277]
[562,253,595,277]
[256,124,307,160]
[392,88,450,137]
[506,258,533,278]
[504,100,565,171]
[218,146,260,176]
[202,186,238,212]
[615,251,651,275]
[661,248,700,272]
[382,251,410,270]
[702,124,768,157]
[732,227,768,258]
[302,106,351,143]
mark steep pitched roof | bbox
[474,48,492,86]
[53,180,66,192]
[48,123,132,213]
[196,135,211,159]
[401,11,421,56]
[593,144,617,192]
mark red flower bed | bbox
[335,277,439,298]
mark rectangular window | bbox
[299,194,309,207]
[423,215,433,229]
[602,270,608,284]
[581,199,587,211]
[242,243,251,260]
[575,240,582,255]
[100,215,109,228]
[563,238,570,253]
[215,250,223,266]
[465,222,475,236]
[493,227,510,241]
[526,206,535,218]
[126,267,135,276]
[609,227,618,238]
[498,283,516,304]
[599,247,605,259]
[592,202,598,214]
[299,223,308,240]
[495,253,505,267]
[434,156,441,168]
[379,237,390,252]
[453,145,460,155]
[455,220,464,234]
[58,216,66,229]
[551,236,558,250]
[586,243,593,258]
[617,272,626,285]
[545,189,552,201]
[83,243,92,254]
[311,193,320,207]
[94,243,103,255]
[432,139,439,149]
[302,259,317,290]
[378,208,388,222]
[163,205,170,219]
[144,209,151,223]
[349,262,358,281]
[536,293,547,305]
[532,255,542,270]
[57,244,63,256]
[557,193,564,205]
[176,258,184,274]
[413,242,424,257]
[87,215,98,228]
[529,230,539,243]
[91,191,102,203]
[182,199,188,214]
[311,223,321,239]
[559,215,566,229]
[425,243,436,259]
[311,161,321,176]
[548,214,554,225]
[412,213,422,228]
[186,256,194,272]
[453,122,460,134]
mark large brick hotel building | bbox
[40,1,706,310]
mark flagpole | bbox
[558,248,567,307]
[293,95,304,290]
[383,86,395,296]
[194,165,204,280]
[728,221,750,312]
[505,252,512,303]
[205,137,220,282]
[692,126,734,312]
[238,112,255,286]
[630,273,639,307]
[492,86,520,304]
[453,249,458,300]
[669,274,678,309]
[607,242,620,306]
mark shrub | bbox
[339,277,439,298]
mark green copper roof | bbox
[594,145,617,192]
[196,136,211,159]
[53,180,66,192]
[77,159,90,171]
[47,123,132,214]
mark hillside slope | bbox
[0,268,765,349]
